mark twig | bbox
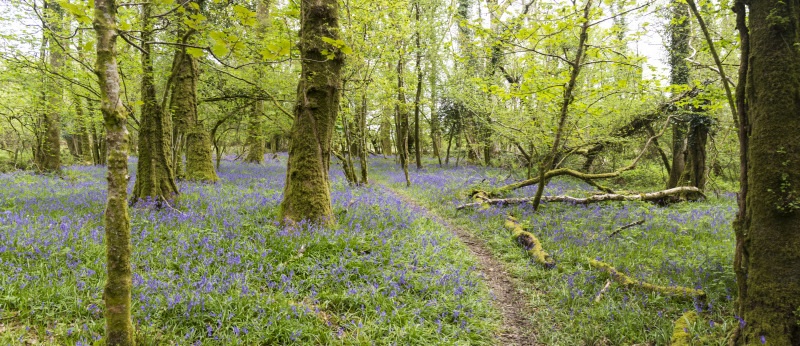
[608,219,646,238]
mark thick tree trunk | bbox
[76,98,93,164]
[170,40,218,182]
[92,0,135,343]
[686,116,708,189]
[36,1,63,174]
[279,0,343,225]
[732,1,800,344]
[666,0,691,189]
[133,2,179,203]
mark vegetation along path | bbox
[376,181,540,346]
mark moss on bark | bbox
[169,42,217,183]
[278,0,343,225]
[733,1,800,343]
[132,2,179,203]
[35,2,64,174]
[93,0,135,343]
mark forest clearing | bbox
[0,0,799,344]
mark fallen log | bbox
[504,215,555,267]
[456,186,705,210]
[587,258,706,300]
[486,113,678,197]
[608,219,646,238]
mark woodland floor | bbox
[377,182,540,346]
[0,154,739,345]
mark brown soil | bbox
[377,183,541,346]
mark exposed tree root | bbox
[456,187,705,210]
[504,215,555,267]
[587,258,706,300]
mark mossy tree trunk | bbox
[170,32,218,182]
[92,0,135,343]
[133,1,179,203]
[278,0,343,225]
[732,0,800,344]
[36,1,63,174]
[666,0,690,189]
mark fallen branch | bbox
[608,219,646,237]
[587,258,706,300]
[488,113,677,196]
[594,279,612,302]
[456,187,705,210]
[504,215,555,267]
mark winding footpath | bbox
[376,182,541,346]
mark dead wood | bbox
[504,215,555,267]
[456,186,704,210]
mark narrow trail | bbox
[376,182,540,346]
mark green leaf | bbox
[186,47,204,58]
[211,43,230,57]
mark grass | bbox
[370,157,738,345]
[0,157,498,345]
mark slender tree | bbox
[279,0,343,224]
[732,0,800,343]
[93,0,135,343]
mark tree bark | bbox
[396,56,411,186]
[666,0,690,189]
[92,0,135,343]
[413,2,423,170]
[358,92,369,185]
[530,0,591,211]
[36,1,63,174]
[244,0,272,164]
[170,36,218,182]
[279,0,343,225]
[133,1,179,203]
[732,1,800,344]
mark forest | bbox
[0,0,798,344]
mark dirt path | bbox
[376,182,540,346]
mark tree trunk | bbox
[279,0,343,225]
[531,0,592,211]
[244,1,272,164]
[732,1,800,344]
[686,115,709,190]
[92,0,135,343]
[133,1,179,203]
[413,2,423,170]
[170,37,218,182]
[666,0,691,189]
[36,1,63,174]
[358,92,368,185]
[396,56,411,186]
